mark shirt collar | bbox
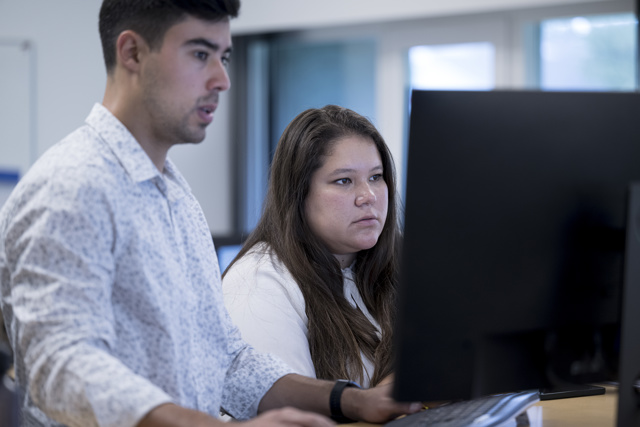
[85,103,161,184]
[163,157,193,201]
[84,103,193,199]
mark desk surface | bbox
[348,385,618,427]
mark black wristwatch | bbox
[329,379,362,423]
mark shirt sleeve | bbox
[219,312,295,420]
[1,179,172,427]
[222,251,317,379]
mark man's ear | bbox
[115,30,148,73]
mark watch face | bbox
[339,379,362,388]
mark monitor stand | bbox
[544,182,640,423]
[539,384,605,401]
[616,182,640,427]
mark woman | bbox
[222,105,401,388]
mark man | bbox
[0,1,421,426]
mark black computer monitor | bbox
[393,90,640,422]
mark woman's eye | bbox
[336,178,352,185]
[370,174,383,182]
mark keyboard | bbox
[385,390,540,427]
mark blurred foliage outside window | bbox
[540,13,638,91]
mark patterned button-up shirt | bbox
[0,103,293,427]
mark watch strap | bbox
[329,379,361,423]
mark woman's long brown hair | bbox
[223,105,401,387]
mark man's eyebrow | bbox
[185,38,232,54]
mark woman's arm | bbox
[222,252,316,377]
[259,374,422,424]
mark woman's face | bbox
[304,135,389,268]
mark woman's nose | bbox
[355,184,376,206]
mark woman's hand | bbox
[341,383,423,424]
[377,373,395,386]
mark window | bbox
[270,39,377,148]
[539,13,637,91]
[231,36,376,234]
[409,42,496,91]
[229,2,638,238]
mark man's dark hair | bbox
[99,0,240,73]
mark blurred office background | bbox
[0,0,637,258]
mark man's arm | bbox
[259,374,422,424]
[137,403,223,427]
[1,178,172,427]
[137,402,336,427]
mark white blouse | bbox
[222,243,381,388]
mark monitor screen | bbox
[393,90,640,403]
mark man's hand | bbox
[138,403,335,427]
[244,407,335,426]
[137,403,222,427]
[341,382,423,424]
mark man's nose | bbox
[207,60,231,92]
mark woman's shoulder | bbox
[229,242,285,272]
[222,242,306,310]
[223,243,296,287]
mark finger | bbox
[267,407,337,427]
[388,401,424,419]
[406,402,424,413]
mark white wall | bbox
[233,0,612,34]
[0,0,232,233]
[0,0,631,234]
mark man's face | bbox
[139,16,232,147]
